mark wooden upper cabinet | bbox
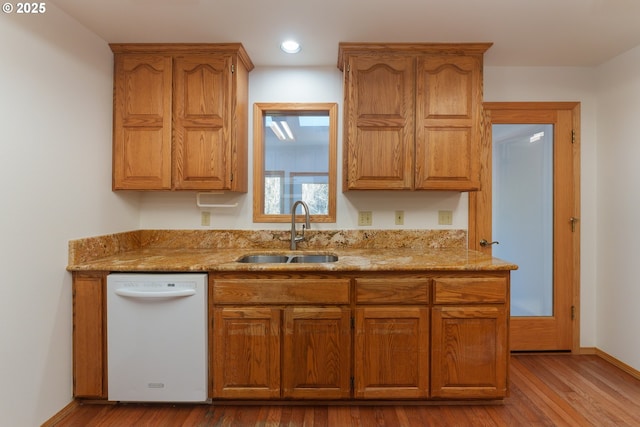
[173,55,231,190]
[111,44,253,191]
[112,54,173,190]
[342,54,415,190]
[415,55,483,190]
[338,43,491,191]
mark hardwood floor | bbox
[51,354,640,427]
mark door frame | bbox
[469,102,581,353]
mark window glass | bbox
[253,103,337,223]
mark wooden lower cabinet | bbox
[283,307,351,399]
[211,272,509,401]
[211,275,352,400]
[212,307,281,399]
[431,276,510,399]
[354,306,429,398]
[354,277,430,399]
[72,270,509,402]
[72,272,107,398]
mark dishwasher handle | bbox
[114,288,196,298]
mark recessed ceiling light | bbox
[280,40,301,54]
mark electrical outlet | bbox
[201,211,211,226]
[358,211,373,226]
[438,210,453,225]
[395,210,404,225]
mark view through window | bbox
[253,103,337,223]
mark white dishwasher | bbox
[107,273,208,402]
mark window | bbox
[253,103,337,223]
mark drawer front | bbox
[355,278,430,304]
[433,277,507,304]
[213,278,350,304]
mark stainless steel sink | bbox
[236,254,290,263]
[289,254,339,263]
[236,253,338,264]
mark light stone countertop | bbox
[67,230,517,272]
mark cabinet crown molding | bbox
[337,42,493,70]
[109,43,254,71]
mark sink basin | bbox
[236,253,338,264]
[289,254,339,263]
[236,254,290,263]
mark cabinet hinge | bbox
[571,305,576,320]
[231,64,235,74]
[230,173,234,182]
[571,129,576,144]
[350,317,355,329]
[350,377,354,391]
[346,63,350,73]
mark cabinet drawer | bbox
[213,278,350,304]
[355,278,429,304]
[433,277,507,304]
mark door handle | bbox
[479,239,499,247]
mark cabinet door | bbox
[343,54,415,190]
[113,54,172,190]
[355,306,429,399]
[213,307,281,399]
[73,273,106,398]
[283,307,351,399]
[173,55,233,190]
[415,55,483,190]
[431,305,508,398]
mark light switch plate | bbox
[358,211,372,226]
[201,211,211,226]
[438,210,453,225]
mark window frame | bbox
[252,102,338,223]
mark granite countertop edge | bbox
[67,247,518,273]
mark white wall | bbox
[0,6,139,426]
[595,45,640,370]
[139,67,468,231]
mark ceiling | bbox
[51,0,640,68]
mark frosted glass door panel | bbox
[492,124,553,317]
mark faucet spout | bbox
[290,200,311,250]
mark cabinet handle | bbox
[479,239,499,247]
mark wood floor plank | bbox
[547,356,640,426]
[53,404,112,427]
[482,403,519,427]
[502,381,557,427]
[393,406,413,427]
[49,355,640,427]
[509,356,592,426]
[326,405,354,427]
[578,356,640,415]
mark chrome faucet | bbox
[290,200,311,250]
